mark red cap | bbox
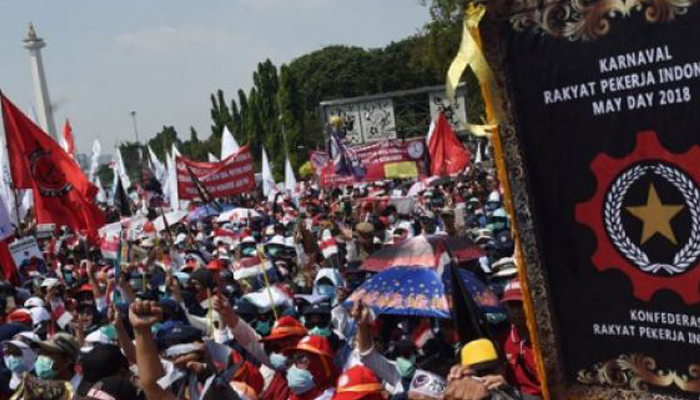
[77,284,94,294]
[331,366,383,400]
[207,259,223,272]
[260,316,308,342]
[7,309,32,325]
[282,335,333,358]
[501,278,522,303]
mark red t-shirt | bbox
[501,325,542,396]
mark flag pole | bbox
[12,189,22,238]
[257,245,278,321]
[185,164,222,212]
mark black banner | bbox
[501,3,700,398]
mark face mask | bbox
[286,365,315,395]
[267,246,281,258]
[35,355,57,379]
[486,312,508,325]
[62,273,73,284]
[130,279,143,291]
[269,352,288,371]
[101,325,117,341]
[4,356,23,372]
[255,320,271,336]
[309,326,332,337]
[396,356,416,379]
[388,215,396,224]
[316,284,336,300]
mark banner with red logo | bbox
[176,146,255,200]
[490,2,700,399]
[316,138,427,187]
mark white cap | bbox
[40,278,60,289]
[30,307,51,325]
[24,297,45,309]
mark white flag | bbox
[168,145,181,210]
[115,148,131,189]
[95,179,107,203]
[284,155,297,194]
[261,147,275,196]
[426,117,437,145]
[221,127,240,160]
[148,146,168,186]
[20,190,33,220]
[0,131,17,225]
[89,140,101,183]
[207,153,220,163]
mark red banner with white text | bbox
[176,146,255,200]
[317,139,427,187]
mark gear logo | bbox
[575,131,700,304]
[30,149,72,197]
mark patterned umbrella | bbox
[361,234,485,272]
[187,203,234,222]
[345,266,502,318]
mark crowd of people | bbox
[0,164,543,400]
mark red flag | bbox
[428,112,471,176]
[0,236,18,285]
[61,119,76,159]
[1,94,104,242]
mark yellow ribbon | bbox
[447,4,489,99]
[446,3,498,138]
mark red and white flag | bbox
[412,319,434,349]
[60,119,76,159]
[319,230,338,259]
[52,302,73,330]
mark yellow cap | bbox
[329,115,343,128]
[461,338,499,367]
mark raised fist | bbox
[128,300,163,330]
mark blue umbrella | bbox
[345,266,503,319]
[187,203,234,222]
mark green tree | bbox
[244,88,265,169]
[279,64,308,172]
[210,89,233,139]
[118,141,145,183]
[147,125,180,163]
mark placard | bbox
[9,237,45,282]
[485,1,700,398]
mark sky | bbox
[0,0,432,156]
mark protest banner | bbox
[482,1,700,398]
[9,237,45,282]
[317,138,427,187]
[176,146,255,200]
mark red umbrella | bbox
[361,234,485,272]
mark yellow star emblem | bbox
[626,183,684,245]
